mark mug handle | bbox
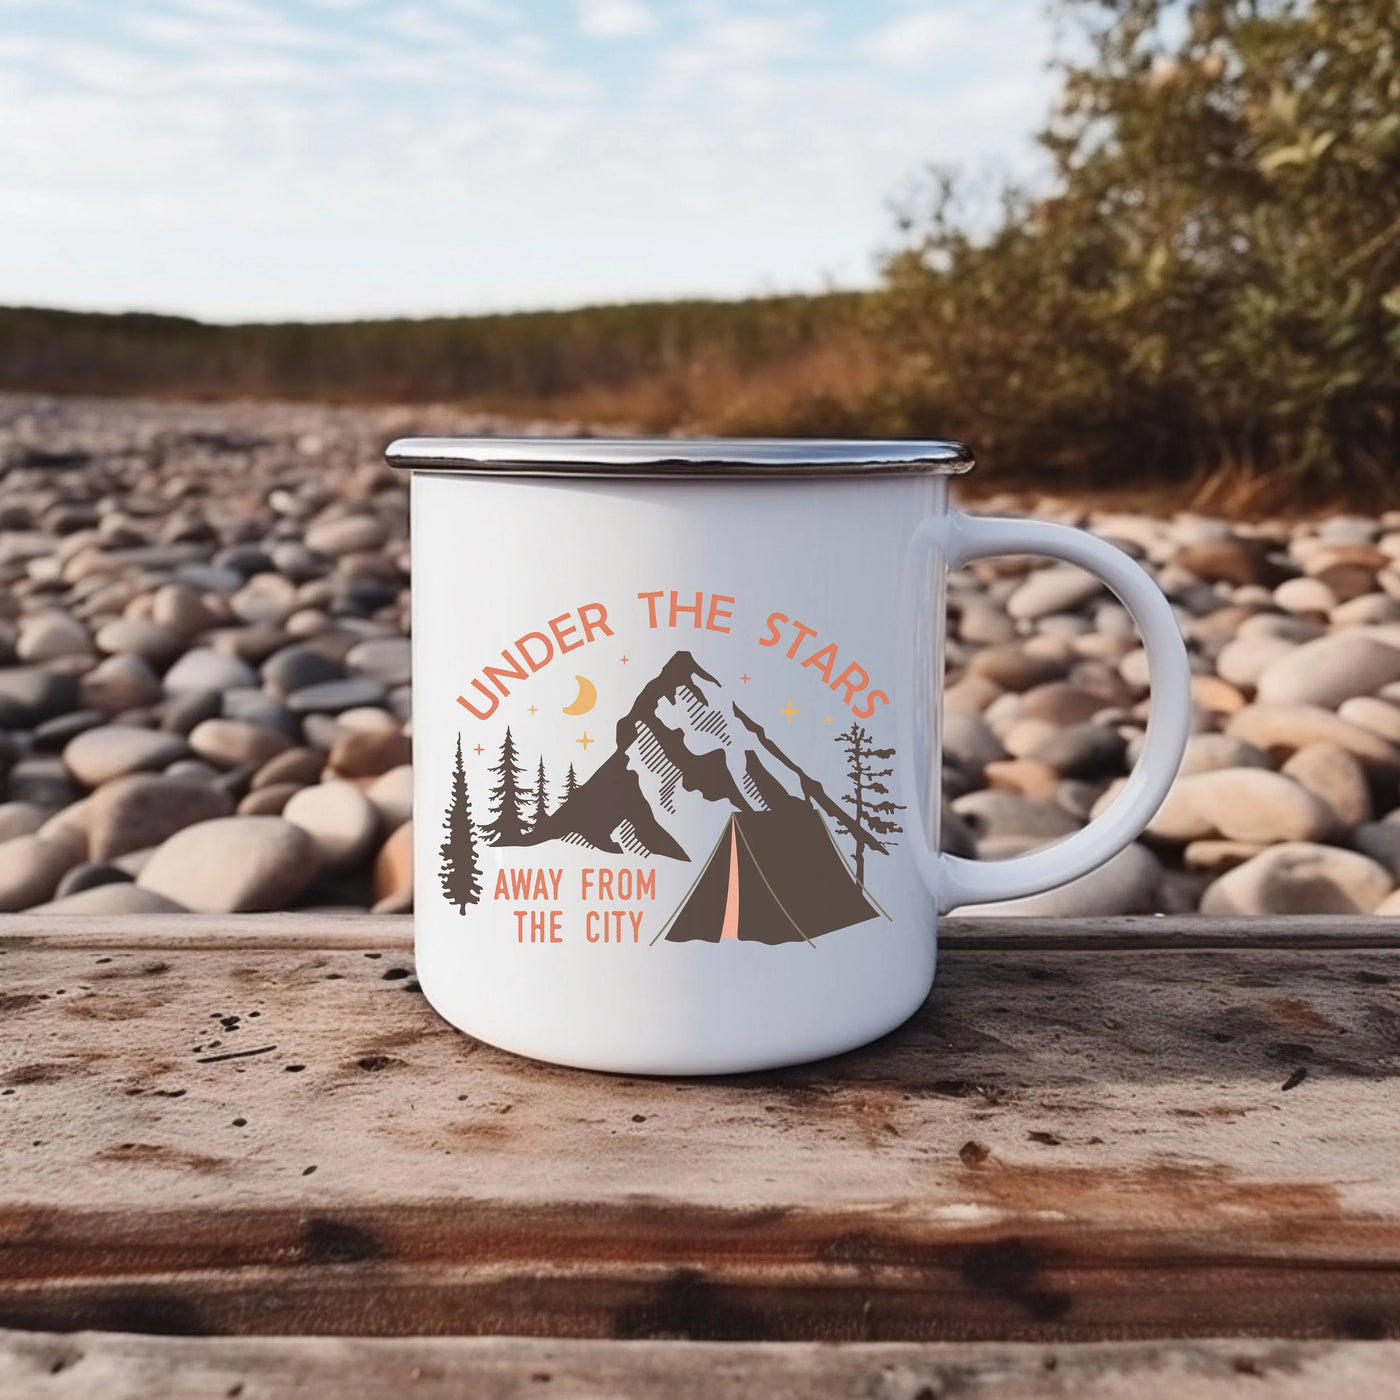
[913,511,1193,913]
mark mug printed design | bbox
[438,592,904,947]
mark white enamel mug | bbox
[388,438,1191,1075]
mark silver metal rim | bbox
[384,436,975,479]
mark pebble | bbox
[32,883,188,915]
[80,653,164,713]
[0,831,83,911]
[1200,843,1393,915]
[86,773,234,862]
[163,647,259,693]
[943,711,1007,777]
[63,725,190,788]
[94,618,183,663]
[0,668,79,727]
[238,783,302,815]
[366,765,412,830]
[327,726,412,778]
[262,643,346,698]
[1005,565,1103,621]
[53,861,132,899]
[188,718,292,769]
[1255,633,1400,708]
[306,514,388,555]
[0,802,49,844]
[285,677,388,714]
[1336,696,1400,744]
[1280,743,1372,828]
[1030,722,1126,778]
[966,644,1068,692]
[1226,704,1400,775]
[283,780,380,870]
[137,816,323,912]
[1146,768,1336,844]
[372,819,413,913]
[17,611,92,662]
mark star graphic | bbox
[473,743,484,756]
[577,731,594,750]
[778,701,800,723]
[740,673,751,684]
[825,715,833,724]
[620,655,629,665]
[527,704,538,716]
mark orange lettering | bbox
[457,681,499,719]
[706,595,735,633]
[638,592,664,627]
[484,649,529,698]
[853,689,890,720]
[831,662,869,705]
[579,603,613,641]
[670,591,703,627]
[548,611,583,654]
[515,631,554,673]
[801,642,838,684]
[759,612,788,647]
[786,621,818,659]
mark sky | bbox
[0,0,1058,322]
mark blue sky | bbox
[0,0,1057,321]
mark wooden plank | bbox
[3,912,1400,953]
[1,932,1399,1340]
[4,1331,1400,1400]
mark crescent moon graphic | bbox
[562,675,597,716]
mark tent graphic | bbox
[653,803,882,947]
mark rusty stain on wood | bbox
[1,916,1399,1341]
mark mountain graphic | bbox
[510,650,892,944]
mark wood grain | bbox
[1,915,1398,1341]
[4,912,1400,952]
[3,1331,1399,1399]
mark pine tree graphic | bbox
[836,722,904,885]
[439,733,482,913]
[530,756,549,829]
[560,762,579,805]
[483,725,531,846]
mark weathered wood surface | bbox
[1,914,1399,1341]
[4,1332,1400,1400]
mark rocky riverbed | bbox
[4,393,1400,918]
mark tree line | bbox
[440,728,579,914]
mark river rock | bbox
[283,780,379,870]
[86,773,234,862]
[1146,768,1335,844]
[943,711,1006,777]
[1336,696,1400,744]
[1255,633,1400,708]
[1200,843,1393,915]
[94,618,183,664]
[327,726,412,778]
[306,514,388,555]
[238,783,302,815]
[31,883,188,915]
[1281,743,1372,828]
[371,819,413,913]
[163,647,258,694]
[0,668,79,727]
[366,765,412,830]
[1216,634,1297,690]
[1226,704,1400,775]
[17,611,92,662]
[0,830,84,911]
[137,816,322,912]
[53,861,132,899]
[63,725,190,788]
[188,718,292,769]
[952,790,1082,846]
[1176,537,1278,586]
[966,644,1068,692]
[1006,565,1103,621]
[1030,723,1126,778]
[80,653,164,714]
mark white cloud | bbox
[861,8,977,68]
[0,0,1056,319]
[575,0,656,38]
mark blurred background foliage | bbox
[3,0,1397,505]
